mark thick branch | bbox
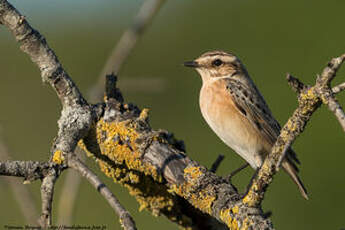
[79,88,272,230]
[0,0,86,108]
[0,0,93,159]
[0,2,94,227]
[1,0,344,229]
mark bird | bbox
[184,50,308,200]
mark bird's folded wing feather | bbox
[225,78,301,166]
[225,78,281,145]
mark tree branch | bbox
[57,148,84,225]
[0,160,51,180]
[244,53,345,207]
[39,170,58,228]
[0,139,39,225]
[1,0,344,229]
[332,82,345,93]
[79,80,272,229]
[68,155,137,230]
[0,0,86,108]
[316,54,345,131]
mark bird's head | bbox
[184,50,247,83]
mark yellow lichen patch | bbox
[184,166,203,181]
[285,119,298,133]
[300,88,317,101]
[199,192,216,214]
[232,205,239,214]
[139,108,150,121]
[97,157,177,217]
[259,162,271,175]
[186,189,215,214]
[52,150,64,165]
[299,87,320,115]
[220,208,239,230]
[242,190,259,207]
[170,167,217,215]
[96,119,161,181]
[78,139,93,158]
[240,217,252,230]
[128,172,140,184]
[79,118,196,228]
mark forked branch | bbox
[0,0,344,229]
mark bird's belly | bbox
[200,85,266,169]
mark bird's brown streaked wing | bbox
[225,78,281,145]
[225,79,307,198]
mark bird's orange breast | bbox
[199,79,269,168]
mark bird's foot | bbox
[224,163,249,183]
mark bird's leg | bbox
[224,163,249,182]
[210,154,225,173]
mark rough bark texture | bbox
[79,88,273,230]
[0,0,344,229]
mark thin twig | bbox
[286,73,307,94]
[332,82,345,93]
[105,74,124,103]
[68,155,137,230]
[0,160,50,179]
[90,0,166,102]
[0,139,39,225]
[210,154,225,173]
[57,148,85,225]
[317,54,345,131]
[1,2,93,227]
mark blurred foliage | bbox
[0,0,344,229]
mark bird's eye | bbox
[212,59,223,67]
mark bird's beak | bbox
[183,61,200,68]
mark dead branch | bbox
[0,0,136,228]
[0,0,344,229]
[39,170,58,228]
[68,155,137,230]
[0,139,39,225]
[245,55,345,207]
[58,0,166,220]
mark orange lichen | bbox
[78,118,194,225]
[96,119,160,181]
[52,150,64,165]
[184,166,203,181]
[139,108,150,121]
[220,208,239,230]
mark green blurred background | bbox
[0,0,344,229]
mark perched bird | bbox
[184,50,308,199]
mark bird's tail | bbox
[282,160,309,200]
